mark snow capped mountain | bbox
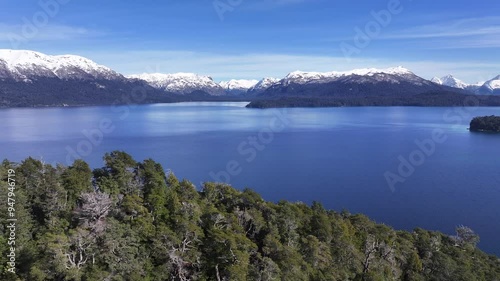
[477,75,500,94]
[0,49,122,81]
[3,49,498,100]
[249,77,280,92]
[219,79,259,90]
[431,75,469,89]
[219,79,259,94]
[253,66,461,98]
[431,74,500,94]
[483,75,500,91]
[430,77,443,84]
[127,73,225,96]
[282,66,415,86]
[2,49,497,107]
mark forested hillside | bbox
[247,92,500,108]
[1,152,499,281]
[0,78,249,108]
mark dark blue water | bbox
[1,102,499,255]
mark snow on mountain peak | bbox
[253,77,279,88]
[127,72,225,95]
[128,72,210,82]
[283,66,413,85]
[219,79,259,91]
[247,77,280,93]
[5,49,495,96]
[484,75,500,90]
[431,77,442,84]
[0,49,119,80]
[433,75,469,89]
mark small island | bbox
[470,115,500,133]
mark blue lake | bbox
[1,102,499,255]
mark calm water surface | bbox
[1,102,499,255]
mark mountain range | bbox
[1,49,499,107]
[431,74,500,95]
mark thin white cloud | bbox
[0,23,103,42]
[382,17,500,39]
[383,27,500,39]
[379,17,500,48]
[427,38,500,49]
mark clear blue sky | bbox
[0,0,499,82]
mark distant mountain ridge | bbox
[0,49,123,81]
[249,77,280,93]
[481,75,500,94]
[431,74,500,95]
[1,49,500,107]
[127,73,226,96]
[219,79,259,95]
[254,67,457,98]
[281,66,415,85]
[431,75,469,89]
[246,69,500,108]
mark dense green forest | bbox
[1,152,499,281]
[0,78,249,108]
[247,92,500,108]
[470,116,500,132]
